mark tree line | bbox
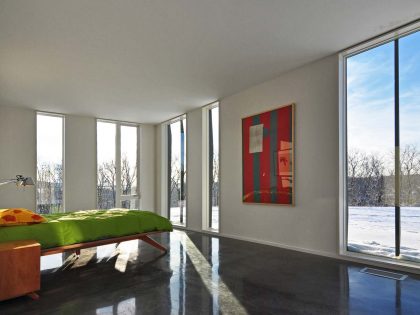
[169,152,219,208]
[36,156,137,213]
[97,156,137,209]
[37,152,220,213]
[348,145,420,207]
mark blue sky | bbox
[347,30,420,167]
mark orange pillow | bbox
[0,208,46,226]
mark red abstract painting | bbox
[242,103,294,205]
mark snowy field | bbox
[348,207,420,262]
[170,206,219,230]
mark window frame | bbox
[202,102,220,232]
[36,111,65,213]
[163,114,187,227]
[96,119,141,209]
[339,21,420,270]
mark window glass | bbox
[346,42,395,258]
[97,121,117,209]
[346,29,420,263]
[168,118,187,226]
[121,125,138,196]
[399,30,420,262]
[37,114,64,214]
[209,106,219,230]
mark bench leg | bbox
[139,235,167,252]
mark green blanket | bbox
[0,209,172,249]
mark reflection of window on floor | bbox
[345,29,420,263]
[97,121,140,209]
[37,113,64,214]
[167,116,187,226]
[96,298,136,315]
[345,267,409,314]
[40,254,63,270]
[203,103,220,231]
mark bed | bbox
[0,209,173,256]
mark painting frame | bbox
[242,103,295,206]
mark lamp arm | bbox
[0,175,34,187]
[0,179,17,186]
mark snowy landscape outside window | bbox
[208,105,220,230]
[37,113,64,214]
[346,29,420,263]
[167,117,187,226]
[97,121,139,210]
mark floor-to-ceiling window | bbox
[97,121,117,209]
[120,125,139,209]
[343,26,420,264]
[203,103,220,231]
[36,113,64,214]
[97,120,140,209]
[167,116,187,226]
[399,31,420,262]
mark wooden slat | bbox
[41,231,168,256]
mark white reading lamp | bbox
[0,175,34,187]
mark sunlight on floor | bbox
[41,240,140,273]
[41,232,247,314]
[173,231,248,315]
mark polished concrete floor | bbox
[1,230,420,314]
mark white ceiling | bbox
[0,0,419,124]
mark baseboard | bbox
[174,226,420,275]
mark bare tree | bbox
[37,162,63,214]
[400,145,420,205]
[121,155,137,195]
[97,157,137,209]
[170,156,181,207]
[212,152,219,206]
[97,160,116,209]
[347,150,362,205]
[347,150,386,206]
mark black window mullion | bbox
[394,39,401,257]
[180,119,185,224]
[209,109,214,228]
[167,125,172,220]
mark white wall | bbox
[158,55,340,256]
[0,106,36,210]
[219,55,339,255]
[186,109,203,229]
[65,115,97,211]
[155,124,165,216]
[0,105,156,213]
[140,124,156,210]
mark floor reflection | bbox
[345,265,420,315]
[3,230,420,315]
[96,297,136,315]
[170,231,246,314]
[41,253,63,270]
[41,240,141,273]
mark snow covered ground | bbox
[170,206,419,263]
[348,207,420,262]
[170,206,219,230]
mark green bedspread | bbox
[0,209,172,249]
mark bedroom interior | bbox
[1,1,420,314]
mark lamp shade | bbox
[22,177,34,186]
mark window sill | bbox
[340,249,420,274]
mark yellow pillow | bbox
[0,208,46,226]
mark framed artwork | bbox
[242,103,295,205]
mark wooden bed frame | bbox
[40,231,168,256]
